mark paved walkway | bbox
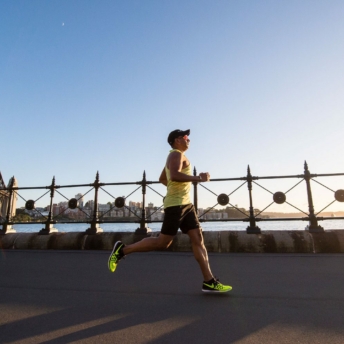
[1,250,344,343]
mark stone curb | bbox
[1,230,344,253]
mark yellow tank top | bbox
[164,149,192,208]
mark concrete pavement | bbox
[1,250,344,343]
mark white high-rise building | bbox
[75,193,84,208]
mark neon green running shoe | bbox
[202,278,232,293]
[108,241,125,272]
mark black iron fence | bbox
[1,161,344,235]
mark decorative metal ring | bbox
[25,200,35,211]
[334,189,344,202]
[115,197,125,208]
[68,198,78,209]
[273,192,286,204]
[217,194,229,206]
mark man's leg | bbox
[108,234,174,273]
[123,233,174,255]
[187,228,213,281]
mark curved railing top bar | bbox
[1,162,344,235]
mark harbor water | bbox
[4,219,344,233]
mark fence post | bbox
[86,172,103,234]
[304,161,324,232]
[193,167,198,213]
[136,171,151,234]
[246,166,261,234]
[0,177,16,234]
[39,177,58,234]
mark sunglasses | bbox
[176,135,189,142]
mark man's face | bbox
[175,135,190,150]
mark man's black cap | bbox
[167,129,190,146]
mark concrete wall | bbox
[1,230,344,253]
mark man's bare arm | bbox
[168,151,210,182]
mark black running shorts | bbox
[161,203,200,236]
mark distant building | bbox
[0,172,7,220]
[75,193,84,208]
[98,203,111,217]
[53,204,60,216]
[85,200,94,209]
[200,210,228,220]
[129,201,142,208]
[0,173,17,221]
[150,209,164,221]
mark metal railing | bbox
[0,161,343,235]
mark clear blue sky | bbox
[1,0,344,212]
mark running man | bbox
[108,129,232,293]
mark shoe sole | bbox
[202,287,232,293]
[108,241,122,272]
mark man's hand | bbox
[199,172,210,182]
